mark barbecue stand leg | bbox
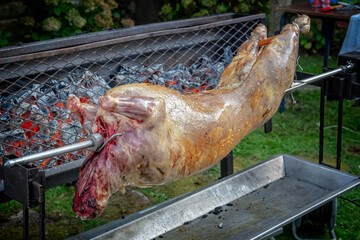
[291,200,337,240]
[23,205,29,240]
[336,79,344,170]
[319,79,326,165]
[220,151,233,179]
[33,172,46,240]
[264,119,272,133]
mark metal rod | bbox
[284,63,354,94]
[39,174,46,240]
[4,139,95,168]
[23,205,29,240]
[319,79,326,165]
[336,79,344,170]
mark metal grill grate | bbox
[0,14,265,169]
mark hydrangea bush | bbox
[20,0,134,42]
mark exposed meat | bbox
[69,15,310,219]
[67,95,98,134]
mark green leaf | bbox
[315,33,322,41]
[40,35,51,41]
[59,3,71,13]
[216,3,229,14]
[4,32,12,37]
[113,22,120,29]
[300,39,308,46]
[113,12,120,18]
[31,32,40,40]
[0,39,9,47]
[304,42,312,50]
[54,8,61,16]
[315,41,323,50]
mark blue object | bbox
[339,13,360,55]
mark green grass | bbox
[0,53,359,239]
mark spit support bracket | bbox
[284,62,355,94]
[1,62,354,169]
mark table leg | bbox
[321,20,335,68]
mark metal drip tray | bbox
[69,155,360,240]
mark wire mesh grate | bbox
[0,16,264,169]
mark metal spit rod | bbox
[3,133,104,168]
[2,63,355,168]
[284,62,354,94]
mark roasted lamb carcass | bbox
[68,15,310,219]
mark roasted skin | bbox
[217,23,267,87]
[68,15,310,219]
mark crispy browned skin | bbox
[68,15,310,219]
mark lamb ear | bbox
[99,95,163,122]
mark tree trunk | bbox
[268,0,292,36]
[135,0,161,25]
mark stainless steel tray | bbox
[69,155,360,240]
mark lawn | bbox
[0,53,359,239]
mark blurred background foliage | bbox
[158,0,269,21]
[299,19,347,55]
[0,0,348,57]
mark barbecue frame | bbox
[0,13,267,240]
[1,11,358,239]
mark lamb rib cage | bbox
[0,13,266,240]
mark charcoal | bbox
[164,70,180,79]
[114,65,127,73]
[55,81,68,90]
[58,91,68,100]
[39,90,57,104]
[60,122,83,143]
[0,113,10,121]
[81,71,111,90]
[190,56,212,71]
[40,79,58,92]
[146,64,163,75]
[149,75,167,86]
[29,113,45,123]
[66,68,85,85]
[134,75,148,83]
[8,116,24,128]
[170,64,186,72]
[0,128,24,140]
[116,75,135,85]
[16,102,31,116]
[222,45,233,66]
